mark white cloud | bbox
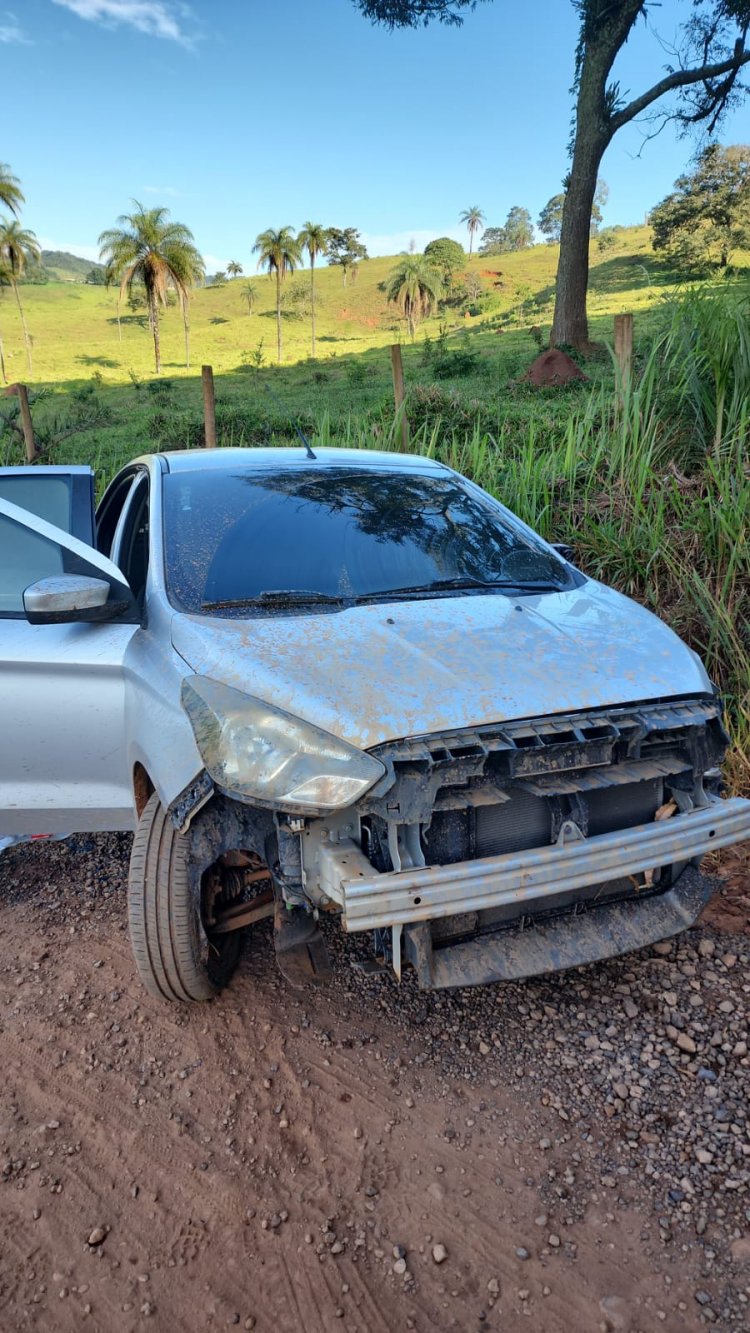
[51,1,193,45]
[0,11,31,42]
[202,253,231,273]
[142,184,182,197]
[357,227,467,258]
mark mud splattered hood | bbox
[171,581,711,751]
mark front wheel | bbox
[128,793,240,1002]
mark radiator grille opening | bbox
[586,779,661,837]
[476,791,551,858]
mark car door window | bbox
[0,469,95,545]
[0,477,71,531]
[0,496,140,624]
[0,513,64,614]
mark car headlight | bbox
[181,676,385,814]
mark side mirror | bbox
[23,575,129,625]
[551,542,576,563]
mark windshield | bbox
[163,466,576,615]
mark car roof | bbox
[155,447,449,475]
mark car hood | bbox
[170,582,712,751]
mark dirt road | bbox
[0,835,748,1333]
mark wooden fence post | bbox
[614,313,634,389]
[3,383,37,462]
[202,364,217,448]
[390,344,409,452]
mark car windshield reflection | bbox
[164,466,575,615]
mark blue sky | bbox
[2,0,749,269]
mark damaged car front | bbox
[164,451,750,994]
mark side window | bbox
[0,514,64,615]
[0,512,126,619]
[117,477,150,608]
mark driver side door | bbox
[0,496,140,836]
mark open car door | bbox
[0,494,140,837]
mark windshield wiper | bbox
[357,577,561,602]
[201,590,348,611]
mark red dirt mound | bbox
[522,348,588,386]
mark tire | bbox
[128,793,240,1002]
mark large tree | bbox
[326,227,368,286]
[99,204,204,374]
[0,219,40,374]
[539,179,609,242]
[386,254,443,338]
[355,1,750,348]
[478,205,534,253]
[0,164,24,217]
[298,222,329,355]
[651,142,750,269]
[501,205,534,251]
[424,236,465,287]
[253,226,302,362]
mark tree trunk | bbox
[276,269,282,362]
[311,256,316,356]
[183,306,190,368]
[550,130,607,348]
[0,328,6,383]
[469,230,473,257]
[550,3,641,348]
[12,281,32,374]
[149,294,161,374]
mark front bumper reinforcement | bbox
[316,797,750,934]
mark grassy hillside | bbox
[36,250,104,284]
[0,224,726,388]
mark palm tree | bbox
[460,206,485,257]
[98,203,204,374]
[0,219,41,373]
[386,255,443,340]
[227,260,243,278]
[298,222,328,356]
[243,282,257,314]
[0,165,24,217]
[252,227,302,363]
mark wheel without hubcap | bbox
[127,793,242,1002]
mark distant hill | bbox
[40,250,105,283]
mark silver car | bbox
[1,448,748,1000]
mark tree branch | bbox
[609,47,750,131]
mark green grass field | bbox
[0,224,723,392]
[2,222,747,488]
[2,225,671,386]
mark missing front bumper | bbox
[311,796,750,986]
[317,797,750,932]
[402,864,716,989]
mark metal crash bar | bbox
[315,798,750,934]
